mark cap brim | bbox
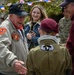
[16,11,28,17]
[60,2,69,7]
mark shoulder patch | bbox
[0,28,6,35]
[11,31,20,41]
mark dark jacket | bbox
[24,22,40,50]
[66,15,74,75]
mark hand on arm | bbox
[13,59,27,74]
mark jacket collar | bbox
[38,35,58,51]
[38,35,58,45]
[26,21,40,27]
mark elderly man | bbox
[26,18,72,75]
[60,0,74,75]
[58,7,71,44]
[0,3,28,75]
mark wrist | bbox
[11,59,18,67]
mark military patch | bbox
[11,32,20,41]
[0,28,6,35]
[41,45,54,51]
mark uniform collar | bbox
[38,35,58,51]
[38,35,58,45]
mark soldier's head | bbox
[38,18,58,36]
[60,0,74,17]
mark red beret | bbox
[40,18,58,33]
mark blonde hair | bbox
[30,5,48,21]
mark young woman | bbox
[24,5,48,50]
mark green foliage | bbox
[1,0,63,19]
[32,1,62,16]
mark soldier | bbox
[58,7,72,44]
[26,18,72,75]
[60,0,74,75]
[0,3,28,75]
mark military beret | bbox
[60,0,74,7]
[9,3,28,17]
[40,18,58,33]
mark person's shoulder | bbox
[24,22,31,28]
[25,21,31,26]
[30,46,40,52]
[37,21,40,25]
[29,46,40,54]
[59,44,65,47]
[0,19,10,27]
[59,44,68,51]
[58,17,64,23]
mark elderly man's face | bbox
[65,3,74,17]
[63,8,71,19]
[10,14,25,27]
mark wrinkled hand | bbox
[13,60,27,74]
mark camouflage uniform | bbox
[58,17,72,44]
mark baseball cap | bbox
[60,0,74,7]
[40,18,58,33]
[9,3,28,17]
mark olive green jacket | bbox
[27,35,72,75]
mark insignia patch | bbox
[41,45,54,51]
[11,32,20,41]
[0,28,6,35]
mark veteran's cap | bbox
[9,3,28,17]
[60,0,74,7]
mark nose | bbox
[34,13,38,16]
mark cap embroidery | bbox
[18,4,24,11]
